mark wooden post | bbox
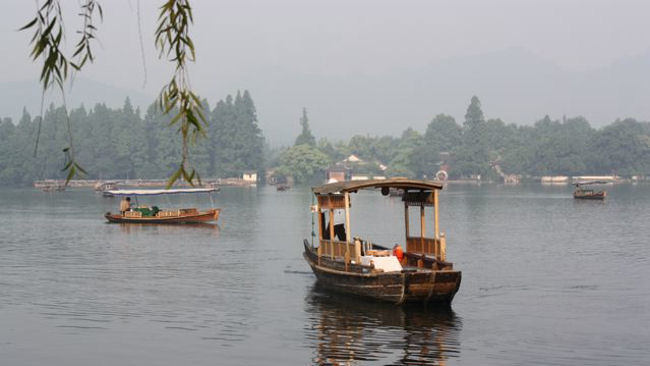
[344,192,351,268]
[316,199,323,260]
[354,237,361,263]
[440,233,446,262]
[329,208,335,259]
[317,245,322,265]
[434,190,439,239]
[404,202,410,251]
[317,206,323,241]
[344,192,351,244]
[433,196,438,258]
[420,204,425,254]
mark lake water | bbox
[1,184,649,365]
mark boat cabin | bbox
[311,179,452,272]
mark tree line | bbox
[0,91,264,185]
[1,94,649,186]
[272,96,650,184]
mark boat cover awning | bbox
[312,178,443,194]
[105,188,218,196]
[575,180,610,186]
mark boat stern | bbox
[401,269,462,305]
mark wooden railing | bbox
[319,239,356,259]
[406,235,446,261]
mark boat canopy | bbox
[312,178,443,195]
[575,180,610,186]
[105,188,218,196]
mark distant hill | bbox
[0,77,153,120]
[243,47,650,144]
[3,48,649,146]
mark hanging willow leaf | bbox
[71,0,102,71]
[156,0,205,188]
[21,0,102,184]
[23,0,205,187]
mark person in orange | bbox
[392,244,404,262]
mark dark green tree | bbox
[411,114,462,178]
[294,108,316,147]
[454,96,489,179]
[587,118,650,176]
[276,144,330,184]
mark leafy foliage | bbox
[71,1,103,71]
[155,0,205,188]
[276,144,330,184]
[21,0,206,188]
[20,0,103,183]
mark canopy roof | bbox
[575,180,610,186]
[106,188,218,196]
[312,178,443,195]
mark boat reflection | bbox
[116,222,221,235]
[305,284,461,365]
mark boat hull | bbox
[105,208,220,224]
[574,191,606,200]
[303,242,461,305]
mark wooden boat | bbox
[96,180,119,196]
[304,178,461,306]
[36,179,66,192]
[276,184,291,191]
[573,181,607,200]
[41,184,65,192]
[104,188,221,224]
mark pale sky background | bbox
[2,0,650,145]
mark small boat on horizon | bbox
[36,179,66,192]
[573,181,608,200]
[104,188,221,224]
[303,178,461,306]
[276,183,291,191]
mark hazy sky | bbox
[3,0,650,144]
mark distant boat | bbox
[573,181,607,200]
[276,183,291,191]
[104,188,221,224]
[37,180,65,192]
[303,178,461,306]
[95,180,118,192]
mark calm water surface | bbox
[1,184,649,365]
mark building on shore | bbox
[541,176,569,184]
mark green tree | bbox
[411,114,462,178]
[209,91,265,178]
[294,108,316,147]
[277,144,330,184]
[387,128,422,178]
[454,96,489,179]
[521,116,595,176]
[587,119,650,176]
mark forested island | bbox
[1,92,649,186]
